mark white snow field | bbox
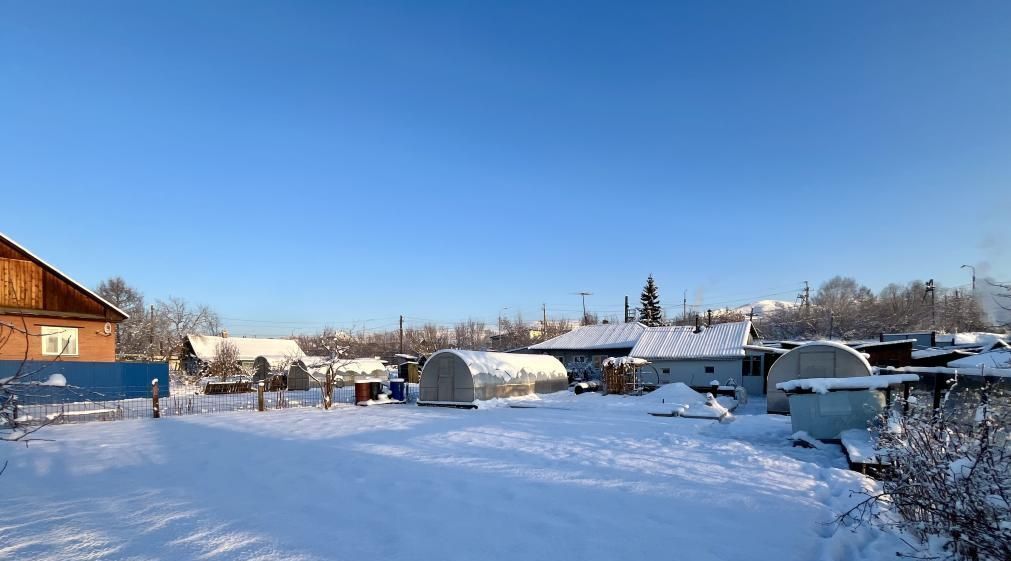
[0,393,908,561]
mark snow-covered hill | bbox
[735,299,797,318]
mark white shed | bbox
[766,341,873,414]
[418,350,568,407]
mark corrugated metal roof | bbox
[528,322,646,351]
[630,321,752,360]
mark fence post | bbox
[151,378,160,419]
[257,382,265,412]
[324,371,333,410]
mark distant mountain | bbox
[735,299,797,318]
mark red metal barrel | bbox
[355,380,371,405]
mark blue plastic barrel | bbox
[389,378,406,401]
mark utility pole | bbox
[682,290,687,324]
[575,291,592,323]
[923,279,936,327]
[624,296,630,323]
[399,315,404,354]
[961,264,976,292]
[542,303,547,331]
[749,307,755,323]
[798,281,810,310]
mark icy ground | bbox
[0,392,909,561]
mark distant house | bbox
[528,320,762,394]
[181,334,305,376]
[630,321,759,392]
[527,322,646,372]
[0,231,128,362]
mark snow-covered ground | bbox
[0,392,909,561]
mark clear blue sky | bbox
[2,1,1009,336]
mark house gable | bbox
[0,232,128,322]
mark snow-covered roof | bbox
[777,373,919,393]
[186,335,305,363]
[630,321,752,360]
[948,350,1011,369]
[743,344,790,355]
[427,349,566,384]
[529,322,646,351]
[0,230,130,320]
[300,357,387,376]
[949,332,1009,347]
[851,339,918,349]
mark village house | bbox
[528,320,763,394]
[0,231,128,362]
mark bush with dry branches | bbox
[840,380,1011,560]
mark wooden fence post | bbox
[151,378,160,419]
[257,382,265,412]
[324,371,333,410]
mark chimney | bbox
[694,314,701,333]
[706,309,712,327]
[220,330,229,338]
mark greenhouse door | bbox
[438,358,456,401]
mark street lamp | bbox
[961,265,976,292]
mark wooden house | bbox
[0,231,128,362]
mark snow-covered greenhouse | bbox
[418,350,568,407]
[766,341,874,414]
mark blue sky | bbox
[2,1,1009,336]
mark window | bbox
[574,356,586,363]
[662,368,670,374]
[742,356,762,376]
[592,355,606,368]
[704,366,715,374]
[41,326,79,356]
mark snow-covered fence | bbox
[11,379,421,426]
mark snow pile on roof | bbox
[852,339,917,349]
[602,356,648,368]
[630,321,751,360]
[431,349,566,383]
[948,349,1011,369]
[950,332,1009,347]
[186,335,305,363]
[777,374,919,394]
[528,322,646,350]
[301,357,387,376]
[911,348,969,359]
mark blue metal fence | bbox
[0,360,169,404]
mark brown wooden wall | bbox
[0,258,43,308]
[0,314,117,362]
[0,237,122,320]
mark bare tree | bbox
[206,341,241,381]
[96,276,148,356]
[154,296,220,360]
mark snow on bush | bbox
[841,378,1011,560]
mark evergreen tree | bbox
[639,275,663,326]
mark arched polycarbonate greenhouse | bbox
[418,350,568,407]
[766,341,874,414]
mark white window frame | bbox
[41,326,79,356]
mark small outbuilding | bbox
[418,350,567,407]
[767,341,873,414]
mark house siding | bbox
[646,359,743,388]
[0,314,117,362]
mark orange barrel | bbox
[355,380,372,405]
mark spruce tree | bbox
[639,275,663,326]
